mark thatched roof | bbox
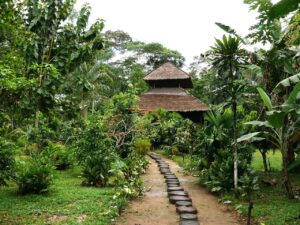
[144,63,193,88]
[145,62,192,82]
[138,88,210,112]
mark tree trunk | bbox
[83,107,88,121]
[91,99,95,115]
[260,150,269,172]
[287,146,295,163]
[233,98,238,190]
[283,142,294,198]
[35,108,39,129]
[282,121,294,198]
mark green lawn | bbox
[0,167,127,225]
[237,176,300,225]
[236,151,300,225]
[251,150,283,171]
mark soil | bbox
[115,156,240,225]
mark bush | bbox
[76,118,118,187]
[134,138,151,155]
[0,137,16,186]
[44,142,74,170]
[194,107,257,195]
[15,157,54,194]
[121,152,149,196]
[200,147,256,195]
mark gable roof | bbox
[144,63,191,81]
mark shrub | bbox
[121,152,149,196]
[15,157,54,194]
[76,118,118,187]
[201,147,255,194]
[0,137,16,186]
[194,107,257,195]
[171,146,179,154]
[44,142,74,170]
[134,138,151,155]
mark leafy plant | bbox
[243,82,300,198]
[210,34,248,190]
[134,138,151,155]
[76,117,118,187]
[15,156,54,194]
[44,142,74,170]
[0,137,16,186]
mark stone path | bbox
[115,154,239,225]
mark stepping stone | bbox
[168,191,188,197]
[176,206,198,214]
[180,213,198,221]
[164,173,176,176]
[164,174,175,177]
[175,201,193,207]
[159,165,169,169]
[165,179,179,184]
[169,196,191,204]
[165,176,177,180]
[165,177,179,181]
[167,182,180,186]
[160,167,170,171]
[163,171,173,173]
[179,221,200,225]
[166,180,180,184]
[158,164,169,167]
[166,179,179,183]
[165,176,178,178]
[160,167,170,170]
[160,169,171,174]
[167,186,184,192]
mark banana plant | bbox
[240,80,300,198]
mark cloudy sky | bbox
[75,0,261,65]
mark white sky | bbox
[75,0,260,66]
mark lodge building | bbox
[138,63,209,122]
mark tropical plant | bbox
[68,60,114,120]
[76,116,118,187]
[0,137,16,186]
[15,155,55,194]
[210,35,248,189]
[44,142,74,170]
[134,138,152,155]
[241,81,300,198]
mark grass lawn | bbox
[235,174,300,225]
[0,167,128,225]
[234,150,300,225]
[251,150,283,171]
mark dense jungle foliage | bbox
[0,0,300,224]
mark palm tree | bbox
[210,35,247,189]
